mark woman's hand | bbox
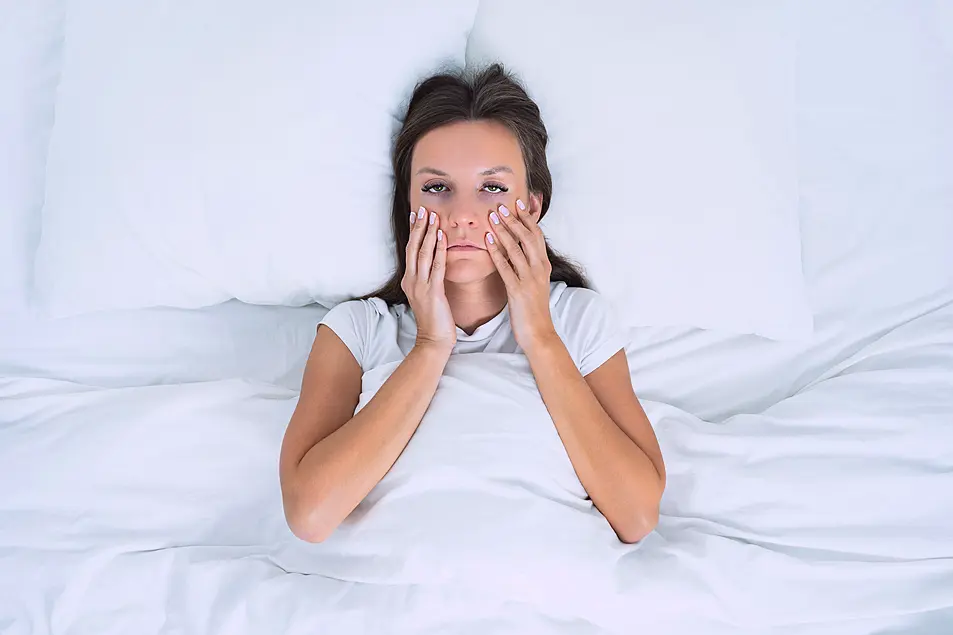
[484,198,558,352]
[403,206,456,351]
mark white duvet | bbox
[2,299,952,634]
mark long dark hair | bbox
[356,63,590,305]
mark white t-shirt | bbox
[319,281,627,378]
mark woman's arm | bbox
[484,195,665,543]
[281,204,457,543]
[524,338,665,543]
[279,326,452,543]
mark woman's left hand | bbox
[485,198,558,352]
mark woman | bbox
[279,64,665,545]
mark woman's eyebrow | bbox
[416,167,449,177]
[480,165,514,176]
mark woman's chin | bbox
[444,258,495,284]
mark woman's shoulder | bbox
[319,297,403,370]
[328,292,416,326]
[324,296,391,320]
[319,297,401,346]
[549,281,627,375]
[548,281,610,319]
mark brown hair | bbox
[356,63,590,305]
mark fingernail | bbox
[490,212,500,225]
[409,211,416,224]
[437,229,443,241]
[429,211,436,225]
[418,206,426,220]
[486,232,495,244]
[499,204,510,217]
[516,199,526,211]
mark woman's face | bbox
[409,120,540,284]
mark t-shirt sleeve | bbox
[317,299,375,369]
[559,288,629,377]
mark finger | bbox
[518,197,543,231]
[485,231,519,287]
[417,210,439,282]
[497,202,540,263]
[405,206,427,277]
[431,226,447,285]
[514,198,548,267]
[489,208,530,277]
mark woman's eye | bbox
[483,184,508,194]
[422,183,448,194]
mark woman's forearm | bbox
[292,342,452,542]
[524,335,664,543]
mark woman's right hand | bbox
[402,206,456,351]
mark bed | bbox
[2,2,952,634]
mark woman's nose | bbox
[446,201,485,227]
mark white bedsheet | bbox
[2,299,951,634]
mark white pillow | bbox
[35,0,478,317]
[467,1,812,340]
[0,0,62,316]
[796,0,953,317]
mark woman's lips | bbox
[448,245,482,251]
